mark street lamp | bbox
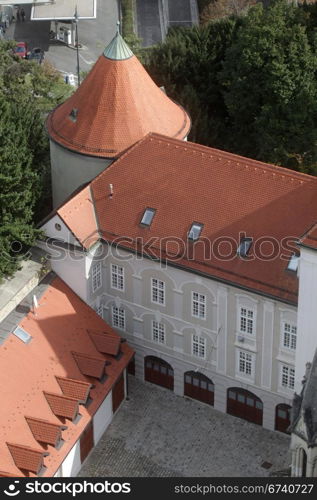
[74,5,80,87]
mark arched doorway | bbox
[144,356,174,390]
[184,371,214,406]
[300,448,307,477]
[227,388,263,425]
[275,404,291,434]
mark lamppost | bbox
[74,5,80,87]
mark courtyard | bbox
[79,377,291,477]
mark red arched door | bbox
[184,371,214,405]
[144,356,174,390]
[227,388,263,426]
[275,404,291,434]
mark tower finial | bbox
[116,20,120,34]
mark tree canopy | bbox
[146,0,317,172]
[0,40,71,279]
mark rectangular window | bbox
[152,321,165,344]
[111,264,124,291]
[151,278,165,305]
[112,306,125,330]
[96,304,103,318]
[240,307,254,335]
[92,263,102,293]
[188,223,203,241]
[192,334,206,358]
[238,350,253,376]
[282,322,297,350]
[281,365,295,390]
[192,292,206,319]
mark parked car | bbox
[14,41,28,59]
[28,47,44,64]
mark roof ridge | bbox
[147,133,317,184]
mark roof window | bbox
[287,253,299,272]
[237,237,253,258]
[13,326,32,344]
[188,223,203,241]
[69,108,78,122]
[140,208,156,227]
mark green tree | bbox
[146,19,238,146]
[0,41,72,278]
[220,0,317,169]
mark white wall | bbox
[296,246,317,392]
[60,441,81,477]
[93,392,113,445]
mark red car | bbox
[14,41,28,59]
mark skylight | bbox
[287,253,299,272]
[140,208,156,227]
[13,326,32,344]
[188,223,203,241]
[237,237,253,258]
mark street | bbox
[5,0,119,75]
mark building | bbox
[0,273,134,477]
[289,349,317,477]
[39,115,317,438]
[46,30,190,207]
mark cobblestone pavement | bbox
[79,377,291,477]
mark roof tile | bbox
[44,392,79,421]
[7,443,47,474]
[55,376,91,404]
[88,329,121,356]
[25,417,64,447]
[72,351,106,380]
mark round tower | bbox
[47,30,191,208]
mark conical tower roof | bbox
[47,31,191,158]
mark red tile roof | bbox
[57,186,99,250]
[72,352,106,380]
[300,224,317,251]
[7,443,47,475]
[88,329,121,356]
[46,53,190,158]
[44,392,79,421]
[0,276,134,477]
[53,133,317,304]
[56,376,92,404]
[26,417,64,447]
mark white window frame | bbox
[112,305,125,331]
[96,304,103,318]
[280,364,295,391]
[111,264,125,291]
[281,321,297,351]
[239,306,255,336]
[192,292,206,320]
[92,262,102,293]
[151,278,165,306]
[237,349,254,378]
[152,320,165,344]
[192,334,206,359]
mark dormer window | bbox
[287,253,299,272]
[140,208,156,227]
[237,237,252,258]
[69,108,78,122]
[188,223,203,241]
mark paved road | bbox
[79,377,291,477]
[5,0,119,75]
